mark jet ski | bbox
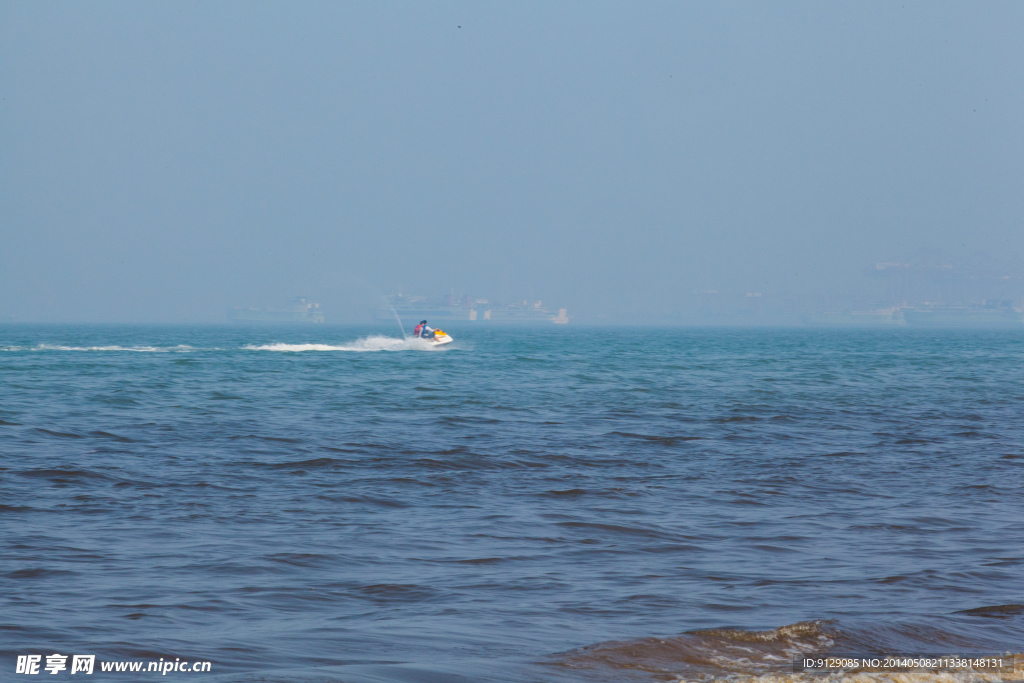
[421,329,453,346]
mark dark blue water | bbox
[2,326,1022,681]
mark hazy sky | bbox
[2,1,1022,322]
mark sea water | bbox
[1,325,1022,682]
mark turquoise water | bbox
[1,325,1022,681]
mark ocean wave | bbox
[244,336,444,352]
[553,620,1024,682]
[1,344,202,352]
[555,620,836,678]
[672,666,1024,683]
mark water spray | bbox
[390,305,407,339]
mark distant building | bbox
[376,293,568,325]
[903,302,1024,327]
[803,308,906,327]
[802,252,1024,328]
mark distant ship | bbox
[229,297,325,324]
[376,294,568,325]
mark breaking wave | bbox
[555,620,836,679]
[244,336,445,352]
[552,620,1023,682]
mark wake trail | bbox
[244,336,444,352]
[2,344,203,352]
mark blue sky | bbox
[2,1,1022,322]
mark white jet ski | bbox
[421,329,453,346]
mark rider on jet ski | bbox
[413,320,435,339]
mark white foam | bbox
[244,336,444,352]
[0,338,447,353]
